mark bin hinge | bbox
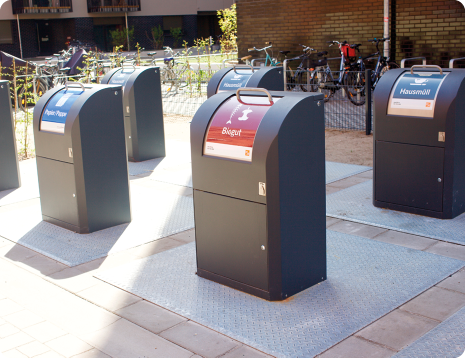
[438,132,445,142]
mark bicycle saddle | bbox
[241,55,252,60]
[280,51,291,55]
[53,54,60,57]
[350,44,362,48]
[148,52,157,56]
[59,67,70,73]
[317,51,328,57]
[45,57,53,61]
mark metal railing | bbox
[400,57,426,68]
[12,0,72,14]
[87,0,140,13]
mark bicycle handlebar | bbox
[368,37,390,43]
[249,45,272,52]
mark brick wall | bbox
[0,20,39,59]
[237,0,465,68]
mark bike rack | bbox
[400,57,426,68]
[449,57,465,68]
[283,59,289,91]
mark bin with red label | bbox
[101,65,165,162]
[0,80,20,192]
[191,88,326,301]
[374,65,465,219]
[207,65,284,98]
[33,82,131,233]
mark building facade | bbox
[0,0,234,58]
[236,0,465,68]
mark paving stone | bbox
[169,229,195,244]
[326,176,370,189]
[80,318,193,358]
[124,238,185,259]
[326,217,341,228]
[15,255,68,277]
[437,270,465,294]
[115,300,187,334]
[318,336,395,358]
[3,310,44,329]
[0,331,34,352]
[0,300,23,317]
[35,351,65,358]
[220,345,272,358]
[0,323,20,339]
[45,334,93,358]
[73,252,140,274]
[425,241,465,261]
[0,238,12,248]
[70,348,111,358]
[22,322,67,343]
[327,220,388,239]
[372,230,436,251]
[400,286,465,321]
[46,268,100,294]
[326,186,342,195]
[17,341,51,357]
[356,309,439,351]
[1,244,37,262]
[2,349,28,358]
[78,283,142,312]
[160,321,239,358]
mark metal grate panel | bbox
[95,231,463,358]
[326,180,465,245]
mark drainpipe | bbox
[17,14,23,59]
[384,0,389,57]
[125,12,129,51]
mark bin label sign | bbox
[41,89,83,134]
[109,70,133,86]
[217,69,254,93]
[204,96,278,161]
[388,72,448,118]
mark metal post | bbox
[283,59,288,91]
[384,0,389,57]
[365,69,372,135]
[125,12,130,51]
[17,15,23,59]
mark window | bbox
[163,16,183,31]
[0,21,13,44]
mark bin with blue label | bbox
[33,82,131,233]
[373,65,465,219]
[191,88,326,301]
[0,80,20,192]
[207,65,284,98]
[101,65,165,162]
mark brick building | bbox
[0,0,233,58]
[236,0,465,68]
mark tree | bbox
[217,4,237,52]
[110,27,135,50]
[146,25,164,50]
[170,27,183,48]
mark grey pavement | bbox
[0,119,464,357]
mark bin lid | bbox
[388,72,448,118]
[204,95,279,162]
[41,88,83,134]
[108,68,135,87]
[217,69,254,93]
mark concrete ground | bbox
[1,120,464,357]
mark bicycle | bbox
[248,42,280,66]
[363,37,399,88]
[160,46,194,93]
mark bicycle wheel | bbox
[315,70,334,102]
[296,70,317,92]
[344,70,366,106]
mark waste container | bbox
[373,65,465,219]
[33,82,131,233]
[191,88,326,301]
[0,80,20,191]
[101,65,165,162]
[207,65,284,98]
